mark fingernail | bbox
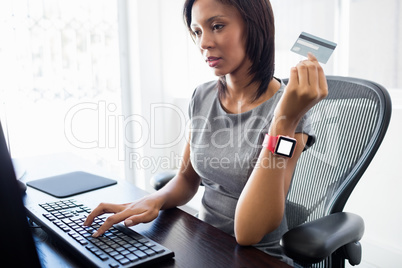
[92,231,99,237]
[124,220,133,227]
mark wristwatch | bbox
[263,134,297,158]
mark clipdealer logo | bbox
[63,100,341,170]
[64,101,187,161]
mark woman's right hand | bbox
[83,195,163,237]
[84,140,200,238]
[271,53,328,134]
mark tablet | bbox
[27,171,117,198]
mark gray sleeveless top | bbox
[188,79,315,265]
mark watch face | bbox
[275,136,296,157]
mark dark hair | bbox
[183,0,275,101]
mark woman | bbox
[84,0,327,264]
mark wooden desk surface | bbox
[20,154,291,268]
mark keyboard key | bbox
[72,215,83,221]
[113,254,124,261]
[152,245,166,254]
[144,249,156,256]
[100,244,110,250]
[116,247,125,252]
[62,219,72,224]
[118,258,130,265]
[138,238,149,243]
[133,242,142,248]
[86,245,96,251]
[126,253,139,262]
[104,248,114,254]
[144,242,155,247]
[77,239,88,245]
[138,246,148,251]
[133,250,147,259]
[98,254,109,261]
[121,242,133,249]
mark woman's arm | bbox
[234,53,328,245]
[154,137,201,210]
[84,137,201,237]
[234,132,307,245]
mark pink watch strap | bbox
[262,134,278,154]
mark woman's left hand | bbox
[273,53,328,131]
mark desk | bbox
[20,154,291,268]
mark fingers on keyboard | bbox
[84,203,123,227]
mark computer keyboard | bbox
[30,199,174,267]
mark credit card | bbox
[290,32,337,64]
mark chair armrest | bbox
[280,212,364,265]
[150,170,177,190]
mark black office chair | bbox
[151,76,392,268]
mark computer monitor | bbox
[0,120,41,267]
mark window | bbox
[347,0,401,89]
[0,0,124,177]
[271,0,402,89]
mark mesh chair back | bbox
[284,76,392,267]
